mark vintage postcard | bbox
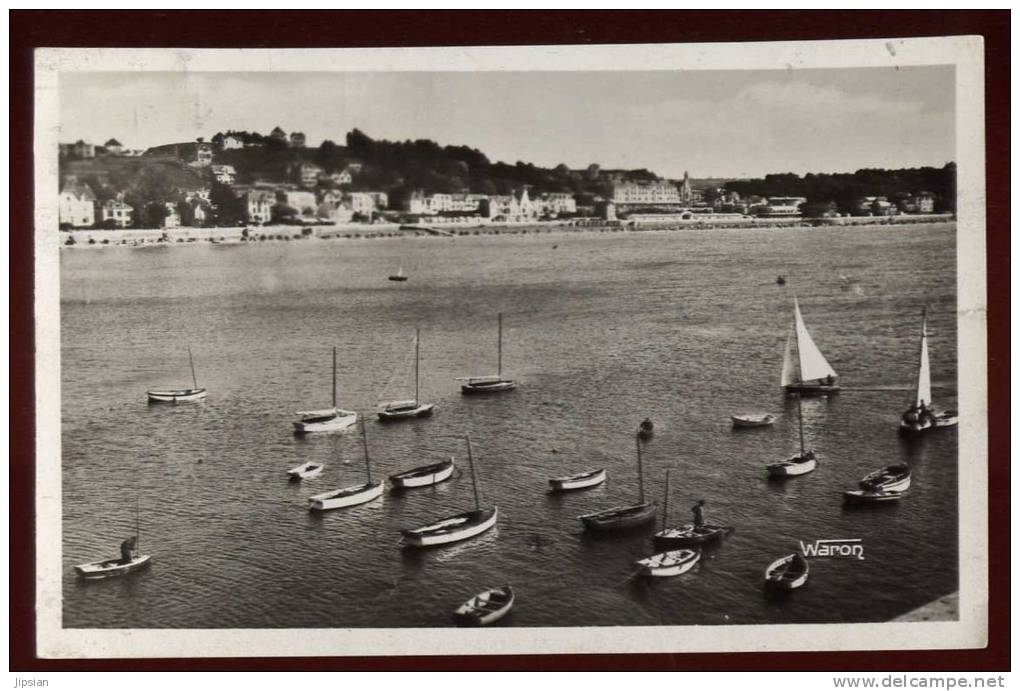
[33,36,987,658]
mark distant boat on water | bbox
[147,346,207,403]
[899,309,958,433]
[293,346,358,434]
[780,297,840,396]
[377,329,435,421]
[388,267,408,282]
[459,312,518,394]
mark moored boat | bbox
[309,419,384,511]
[75,554,152,579]
[859,463,911,492]
[766,395,817,478]
[578,434,656,532]
[400,434,498,547]
[287,462,324,480]
[293,347,358,434]
[764,553,809,590]
[731,413,775,428]
[147,346,207,403]
[636,549,700,577]
[377,329,435,421]
[780,297,840,396]
[459,312,517,394]
[549,468,606,493]
[900,309,958,433]
[453,585,515,626]
[652,469,733,547]
[389,457,456,489]
[638,417,654,439]
[388,266,408,281]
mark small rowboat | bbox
[654,523,732,548]
[389,457,455,489]
[843,488,907,504]
[288,462,323,480]
[74,554,151,580]
[636,549,700,577]
[377,400,435,421]
[453,585,514,626]
[766,451,816,477]
[460,375,517,394]
[731,413,775,428]
[548,468,606,492]
[293,408,358,434]
[401,507,498,547]
[859,464,911,492]
[309,481,383,511]
[147,387,207,403]
[764,553,809,590]
[579,503,656,532]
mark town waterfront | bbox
[61,222,959,628]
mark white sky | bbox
[59,67,954,179]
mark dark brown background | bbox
[9,10,1009,672]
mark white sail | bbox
[780,325,797,386]
[792,298,837,382]
[915,314,932,407]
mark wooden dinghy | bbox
[899,309,959,433]
[766,395,817,477]
[843,488,907,504]
[309,419,383,511]
[388,457,455,489]
[400,435,498,547]
[453,585,514,626]
[459,313,518,394]
[377,329,436,421]
[147,346,207,403]
[654,524,733,548]
[764,553,809,590]
[75,554,152,579]
[859,464,911,492]
[731,413,775,428]
[548,468,606,492]
[636,549,700,577]
[287,462,324,480]
[579,435,656,532]
[293,347,358,434]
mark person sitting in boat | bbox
[119,536,137,565]
[825,374,835,386]
[692,500,706,530]
[791,552,808,572]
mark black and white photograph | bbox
[31,36,988,659]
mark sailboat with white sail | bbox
[900,309,958,433]
[578,434,657,531]
[399,434,498,547]
[459,312,517,394]
[780,297,840,396]
[293,346,358,434]
[308,419,384,511]
[377,329,435,421]
[147,346,207,403]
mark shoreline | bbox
[891,592,959,622]
[57,215,955,249]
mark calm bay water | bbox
[61,223,958,628]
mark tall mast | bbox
[497,312,503,377]
[332,346,337,409]
[465,434,481,510]
[797,394,805,455]
[135,497,140,552]
[636,434,646,504]
[360,418,372,483]
[188,346,198,389]
[662,468,670,530]
[414,328,420,405]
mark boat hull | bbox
[899,412,958,433]
[377,403,435,421]
[147,388,207,403]
[843,489,906,504]
[549,469,606,492]
[654,524,731,548]
[75,554,151,579]
[293,411,358,434]
[766,455,817,477]
[287,463,324,480]
[579,503,657,532]
[784,383,840,397]
[389,459,455,489]
[401,507,499,547]
[731,415,775,428]
[461,380,517,395]
[309,481,384,511]
[637,549,700,577]
[453,587,515,627]
[764,554,809,590]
